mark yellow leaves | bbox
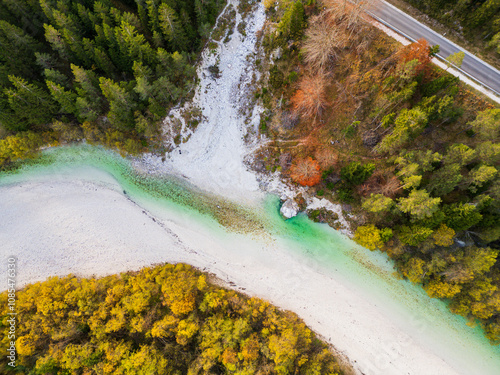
[473,292,500,320]
[402,258,426,283]
[432,224,455,247]
[170,293,196,316]
[81,121,102,142]
[105,283,127,305]
[0,132,46,166]
[176,318,199,346]
[268,328,300,374]
[240,334,260,362]
[263,0,276,10]
[221,347,238,371]
[353,224,383,251]
[159,264,199,316]
[122,289,152,315]
[425,279,461,299]
[201,290,229,312]
[150,315,178,339]
[60,344,96,371]
[130,316,146,333]
[121,346,170,375]
[100,340,132,364]
[16,335,35,356]
[197,274,208,291]
[104,306,127,333]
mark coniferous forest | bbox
[0,0,225,165]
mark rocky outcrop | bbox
[280,198,299,219]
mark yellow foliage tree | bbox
[176,318,200,345]
[402,258,426,283]
[432,224,455,247]
[16,335,36,357]
[425,279,461,299]
[354,224,384,250]
[1,263,353,374]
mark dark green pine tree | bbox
[44,24,70,60]
[0,20,43,81]
[158,3,189,52]
[115,21,156,67]
[4,75,57,130]
[132,61,153,101]
[93,46,117,78]
[99,77,136,129]
[46,80,77,115]
[71,64,104,121]
[1,0,48,37]
[278,0,306,42]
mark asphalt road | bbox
[368,1,500,95]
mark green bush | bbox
[288,71,299,83]
[269,65,285,90]
[340,161,375,186]
[422,75,459,97]
[337,186,355,203]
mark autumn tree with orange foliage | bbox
[290,74,328,119]
[398,38,432,77]
[290,157,322,186]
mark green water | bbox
[2,144,500,373]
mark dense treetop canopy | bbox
[0,263,348,374]
[0,0,226,163]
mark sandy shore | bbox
[2,172,498,375]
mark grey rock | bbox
[280,198,299,219]
[279,152,292,171]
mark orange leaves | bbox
[290,157,321,186]
[398,38,432,77]
[290,74,328,120]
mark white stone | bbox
[280,198,299,219]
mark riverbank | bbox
[1,149,500,375]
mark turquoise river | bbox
[1,144,499,375]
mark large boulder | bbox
[280,198,299,219]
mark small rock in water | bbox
[280,198,299,219]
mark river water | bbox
[1,144,499,375]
